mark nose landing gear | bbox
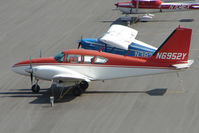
[31,79,40,93]
[31,84,40,93]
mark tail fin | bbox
[152,26,192,64]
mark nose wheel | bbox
[31,84,40,93]
[31,78,40,93]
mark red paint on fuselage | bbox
[12,49,180,69]
[132,0,162,8]
[115,0,199,10]
[13,57,57,67]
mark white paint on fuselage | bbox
[119,7,161,14]
[12,64,173,81]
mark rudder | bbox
[152,26,192,63]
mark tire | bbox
[72,86,83,96]
[79,81,89,91]
[31,84,40,93]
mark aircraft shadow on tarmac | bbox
[99,18,129,26]
[99,17,194,26]
[0,88,77,104]
[85,88,167,96]
[0,88,167,104]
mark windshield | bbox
[54,51,64,62]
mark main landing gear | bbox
[50,81,89,106]
[72,81,89,96]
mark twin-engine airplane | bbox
[115,0,199,21]
[12,26,194,102]
[79,25,157,57]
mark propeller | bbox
[78,35,83,49]
[115,3,119,8]
[25,56,34,86]
[113,0,119,10]
[29,56,33,86]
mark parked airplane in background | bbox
[78,25,157,57]
[115,0,199,21]
[12,26,194,103]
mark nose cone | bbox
[11,64,20,74]
[11,57,56,76]
[115,2,119,7]
[11,62,29,76]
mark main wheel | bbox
[79,81,89,91]
[72,86,83,96]
[31,84,40,93]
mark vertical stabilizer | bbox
[152,26,192,63]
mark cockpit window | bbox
[66,54,81,63]
[83,55,94,64]
[54,51,64,62]
[94,56,108,64]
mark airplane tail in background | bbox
[150,26,194,68]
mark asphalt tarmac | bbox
[0,0,199,133]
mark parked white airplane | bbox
[115,0,199,21]
[12,26,194,103]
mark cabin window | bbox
[94,56,108,64]
[66,54,81,63]
[83,55,94,64]
[54,51,64,62]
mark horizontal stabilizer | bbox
[192,5,199,8]
[172,60,194,69]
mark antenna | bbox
[40,49,42,58]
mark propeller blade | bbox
[29,56,33,86]
[78,42,81,49]
[29,56,32,69]
[115,3,119,8]
[40,49,42,58]
[78,35,83,49]
[30,72,33,86]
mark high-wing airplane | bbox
[115,0,199,21]
[79,25,157,57]
[12,26,194,103]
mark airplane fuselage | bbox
[12,50,176,82]
[116,1,199,14]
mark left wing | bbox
[53,74,91,83]
[99,24,138,50]
[33,65,91,87]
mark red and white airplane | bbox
[12,26,194,100]
[115,0,199,21]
